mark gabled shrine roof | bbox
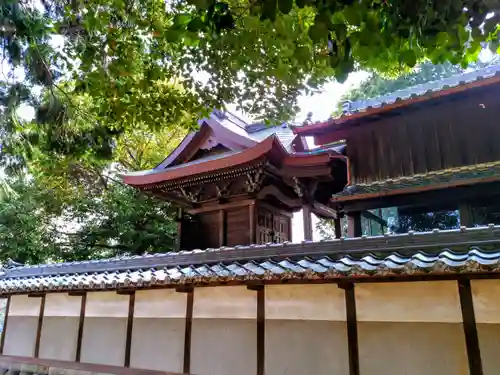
[123,129,339,188]
[1,225,500,294]
[331,160,500,202]
[156,110,296,170]
[293,64,500,138]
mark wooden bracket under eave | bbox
[28,292,45,298]
[247,284,264,291]
[68,291,86,297]
[116,289,136,295]
[337,281,355,290]
[176,285,194,293]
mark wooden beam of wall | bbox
[0,297,11,354]
[183,290,194,374]
[341,283,360,375]
[458,279,483,375]
[256,287,265,375]
[75,293,87,362]
[124,292,136,367]
[34,294,46,358]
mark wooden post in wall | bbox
[68,291,87,362]
[458,279,483,375]
[32,293,46,358]
[247,285,265,375]
[339,283,359,375]
[177,286,194,374]
[303,205,313,241]
[0,296,11,354]
[347,212,362,238]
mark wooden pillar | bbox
[340,283,359,375]
[218,209,227,246]
[123,291,136,367]
[347,212,362,238]
[33,294,46,358]
[459,202,474,228]
[176,207,183,251]
[458,279,483,375]
[182,288,194,374]
[248,285,265,375]
[73,292,87,362]
[0,296,11,354]
[334,218,342,239]
[249,203,256,245]
[302,205,313,241]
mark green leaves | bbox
[308,21,328,42]
[261,0,277,21]
[278,0,293,15]
[400,50,417,68]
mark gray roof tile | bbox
[1,225,500,294]
[342,64,500,116]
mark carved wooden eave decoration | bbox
[122,136,344,190]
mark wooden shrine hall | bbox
[293,64,500,237]
[123,110,347,245]
[1,67,500,375]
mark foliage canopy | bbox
[1,0,499,133]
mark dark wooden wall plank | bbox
[342,283,360,375]
[458,279,483,375]
[183,290,194,374]
[34,294,46,358]
[124,292,136,367]
[75,293,87,362]
[0,297,11,354]
[346,87,500,184]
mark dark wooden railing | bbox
[0,355,190,375]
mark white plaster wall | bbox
[134,289,186,318]
[8,295,41,316]
[80,317,127,366]
[356,281,462,322]
[79,291,129,365]
[43,294,82,317]
[2,316,38,357]
[191,319,256,375]
[358,322,468,375]
[38,294,81,361]
[193,286,256,319]
[85,292,129,317]
[3,295,41,357]
[265,284,346,320]
[471,279,500,323]
[477,324,500,375]
[265,320,349,375]
[471,280,500,375]
[39,317,79,361]
[130,318,185,372]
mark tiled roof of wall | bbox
[332,160,500,201]
[342,64,500,115]
[1,225,500,294]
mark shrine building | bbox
[0,66,499,375]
